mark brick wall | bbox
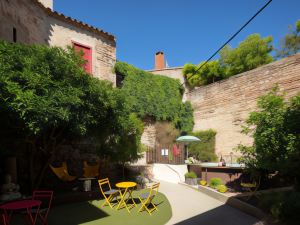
[187,54,300,160]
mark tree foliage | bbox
[237,87,300,188]
[219,34,273,76]
[114,62,194,133]
[0,41,143,188]
[183,34,273,87]
[276,19,300,58]
[188,129,217,162]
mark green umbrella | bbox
[176,135,200,160]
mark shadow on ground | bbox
[174,204,261,225]
[49,201,108,225]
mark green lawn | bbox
[48,192,172,225]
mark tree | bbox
[276,20,300,58]
[183,60,225,87]
[0,41,143,189]
[220,34,273,76]
[237,87,300,189]
[183,34,273,87]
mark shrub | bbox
[209,178,223,189]
[199,180,207,186]
[185,171,197,179]
[217,184,228,193]
[259,191,300,225]
[188,129,217,162]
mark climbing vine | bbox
[114,62,194,133]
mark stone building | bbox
[0,0,116,84]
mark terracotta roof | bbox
[34,0,116,43]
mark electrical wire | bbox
[195,0,273,72]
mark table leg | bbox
[26,205,40,225]
[125,189,136,206]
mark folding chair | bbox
[1,213,6,225]
[138,182,160,215]
[98,178,119,209]
[241,175,261,200]
[32,190,54,225]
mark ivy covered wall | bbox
[114,62,194,133]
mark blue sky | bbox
[55,0,299,70]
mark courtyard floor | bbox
[159,181,264,225]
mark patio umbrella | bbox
[176,135,200,160]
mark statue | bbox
[0,174,21,202]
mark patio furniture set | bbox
[99,178,160,215]
[0,190,53,225]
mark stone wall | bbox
[187,54,300,160]
[0,0,116,85]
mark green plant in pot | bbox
[185,171,198,185]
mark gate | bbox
[146,144,185,165]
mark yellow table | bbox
[116,181,137,213]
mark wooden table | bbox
[0,199,41,225]
[115,182,137,213]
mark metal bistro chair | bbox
[138,182,160,215]
[241,175,261,200]
[1,213,6,225]
[32,190,54,225]
[98,178,120,209]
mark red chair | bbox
[32,190,53,225]
[1,213,6,225]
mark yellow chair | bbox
[98,178,119,209]
[83,161,100,178]
[241,176,261,200]
[138,182,160,215]
[49,162,77,182]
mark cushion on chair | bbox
[104,189,118,195]
[139,193,154,199]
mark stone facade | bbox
[0,0,116,84]
[187,54,300,160]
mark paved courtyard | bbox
[159,181,264,225]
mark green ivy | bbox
[114,62,194,133]
[188,129,217,162]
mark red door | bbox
[73,42,92,74]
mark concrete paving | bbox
[159,181,264,225]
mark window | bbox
[73,42,92,74]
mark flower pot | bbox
[185,178,198,185]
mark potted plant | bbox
[185,171,198,185]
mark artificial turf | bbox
[47,192,172,225]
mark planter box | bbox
[185,178,198,185]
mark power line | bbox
[195,0,273,72]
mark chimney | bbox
[155,51,165,70]
[39,0,53,10]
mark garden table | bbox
[0,199,41,225]
[116,181,137,213]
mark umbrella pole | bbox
[187,146,188,160]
